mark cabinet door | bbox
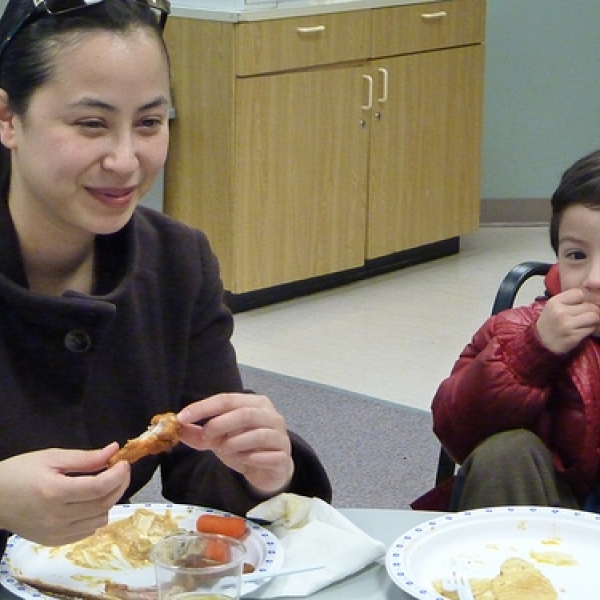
[366,44,485,258]
[233,65,369,293]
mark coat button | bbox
[64,329,92,353]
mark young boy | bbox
[418,148,600,512]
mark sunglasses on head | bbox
[0,0,170,63]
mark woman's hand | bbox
[0,444,130,546]
[177,393,294,497]
[536,288,600,354]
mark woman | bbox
[0,0,331,553]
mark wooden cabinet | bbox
[163,0,485,305]
[366,0,485,258]
[233,66,369,291]
[164,12,370,294]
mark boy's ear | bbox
[0,88,17,149]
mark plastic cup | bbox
[151,532,246,600]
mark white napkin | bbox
[245,493,385,598]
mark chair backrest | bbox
[434,260,553,487]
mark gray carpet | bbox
[132,366,440,509]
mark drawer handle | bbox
[421,10,447,20]
[362,74,373,111]
[296,25,326,34]
[377,68,388,104]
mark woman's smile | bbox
[86,186,137,208]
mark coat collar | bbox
[0,197,136,300]
[0,198,28,287]
[544,263,561,296]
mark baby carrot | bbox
[196,514,248,539]
[203,537,230,564]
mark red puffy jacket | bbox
[431,264,600,505]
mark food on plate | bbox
[15,576,121,600]
[152,532,245,570]
[108,413,182,466]
[434,557,558,600]
[4,505,272,600]
[52,508,181,569]
[530,549,577,566]
[492,557,557,600]
[202,536,230,564]
[195,514,248,539]
[105,582,159,600]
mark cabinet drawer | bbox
[372,0,485,57]
[235,11,370,76]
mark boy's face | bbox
[558,203,600,307]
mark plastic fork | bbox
[448,568,475,600]
[242,563,325,582]
[442,565,474,600]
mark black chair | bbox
[434,260,553,487]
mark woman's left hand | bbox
[177,393,294,496]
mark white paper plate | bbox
[0,502,284,599]
[386,506,600,599]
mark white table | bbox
[279,509,442,599]
[0,509,443,600]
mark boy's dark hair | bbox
[550,148,600,253]
[0,0,168,198]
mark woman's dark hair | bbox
[550,148,600,254]
[0,0,169,198]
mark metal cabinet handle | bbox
[296,25,326,34]
[362,74,373,110]
[377,68,388,104]
[421,11,447,19]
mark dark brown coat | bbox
[0,203,331,552]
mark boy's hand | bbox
[536,288,600,354]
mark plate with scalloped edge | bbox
[0,502,284,599]
[385,505,600,599]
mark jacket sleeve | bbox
[432,302,569,464]
[160,231,331,510]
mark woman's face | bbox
[1,27,170,238]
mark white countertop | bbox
[170,0,446,22]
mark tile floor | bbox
[232,226,556,411]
